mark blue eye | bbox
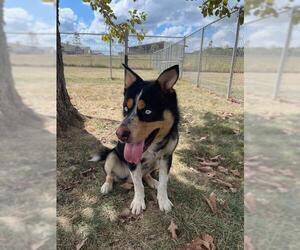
[145,110,152,115]
[124,106,128,112]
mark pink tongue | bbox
[124,141,145,164]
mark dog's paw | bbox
[158,196,173,212]
[130,197,146,215]
[101,182,113,194]
[146,178,159,189]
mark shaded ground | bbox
[0,65,56,249]
[57,66,244,249]
[244,93,300,249]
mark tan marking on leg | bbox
[101,152,118,194]
[106,175,114,183]
[143,174,159,189]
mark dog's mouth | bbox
[144,128,160,152]
[124,128,160,164]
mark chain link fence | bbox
[244,7,300,102]
[151,10,243,100]
[7,11,245,100]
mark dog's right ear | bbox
[122,63,142,89]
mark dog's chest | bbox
[140,136,178,170]
[140,149,159,171]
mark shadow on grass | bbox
[177,111,244,169]
[244,112,300,249]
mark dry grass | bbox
[57,66,244,249]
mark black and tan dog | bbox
[90,64,180,215]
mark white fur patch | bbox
[157,158,173,212]
[101,182,113,194]
[130,164,146,215]
[88,154,101,162]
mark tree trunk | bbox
[0,0,41,132]
[57,0,83,134]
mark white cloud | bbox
[245,12,293,48]
[4,7,55,48]
[59,8,77,23]
[85,12,106,33]
[161,26,185,37]
[109,0,211,35]
[4,8,33,31]
[59,8,78,32]
[211,27,236,47]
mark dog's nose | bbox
[116,127,131,142]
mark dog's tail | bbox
[88,145,113,162]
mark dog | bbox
[90,64,180,215]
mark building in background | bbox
[61,42,91,55]
[129,41,170,54]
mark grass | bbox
[244,92,300,249]
[57,66,244,249]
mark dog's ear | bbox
[122,63,142,89]
[156,65,179,91]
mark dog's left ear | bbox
[157,65,179,91]
[122,63,142,89]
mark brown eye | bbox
[145,109,152,115]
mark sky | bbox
[3,0,300,49]
[58,0,212,36]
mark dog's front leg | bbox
[157,156,173,212]
[129,163,146,215]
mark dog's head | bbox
[116,64,179,164]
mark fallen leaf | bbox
[199,136,207,141]
[210,155,222,161]
[205,192,217,213]
[120,182,133,190]
[168,219,178,240]
[247,155,262,161]
[183,233,216,250]
[202,234,216,250]
[245,161,260,167]
[244,235,255,250]
[258,166,274,174]
[200,161,219,167]
[230,169,241,177]
[205,171,216,178]
[118,207,143,223]
[76,238,87,250]
[217,166,228,174]
[196,156,205,161]
[213,178,233,188]
[277,186,289,193]
[245,192,256,213]
[80,167,95,176]
[31,239,48,250]
[119,208,131,219]
[197,166,214,172]
[278,169,294,177]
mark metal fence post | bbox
[180,36,186,79]
[196,28,205,87]
[273,7,295,99]
[226,11,240,99]
[109,37,113,79]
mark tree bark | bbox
[56,0,83,134]
[0,0,41,132]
